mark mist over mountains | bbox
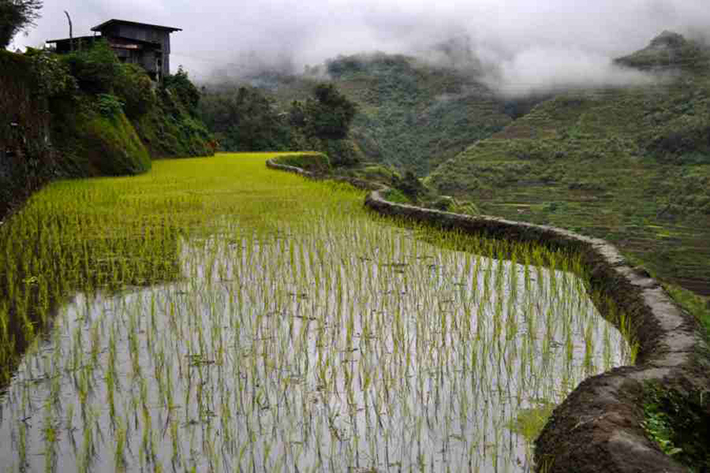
[14,0,710,96]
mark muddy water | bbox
[0,211,630,472]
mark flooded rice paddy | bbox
[0,154,631,472]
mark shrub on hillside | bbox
[199,85,292,152]
[273,153,331,174]
[310,137,362,167]
[645,114,710,162]
[96,93,124,118]
[163,67,200,115]
[0,50,56,216]
[288,83,358,142]
[83,111,151,175]
[288,83,361,166]
[51,101,150,177]
[393,170,427,201]
[24,48,76,99]
[358,165,400,184]
[114,64,156,119]
[305,83,357,140]
[47,40,213,172]
[134,103,214,158]
[61,40,122,94]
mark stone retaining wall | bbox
[267,158,710,473]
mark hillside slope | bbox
[326,54,519,174]
[429,33,710,295]
[243,54,525,175]
[1,45,214,222]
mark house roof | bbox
[91,19,182,33]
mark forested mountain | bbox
[310,54,520,175]
[201,53,539,174]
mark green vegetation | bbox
[203,53,523,175]
[3,16,708,470]
[1,39,214,221]
[0,153,630,472]
[324,54,516,174]
[355,165,482,215]
[296,82,357,140]
[42,41,156,176]
[0,0,42,48]
[663,283,710,340]
[199,82,362,165]
[65,107,151,175]
[382,187,410,204]
[49,41,214,176]
[615,31,710,72]
[289,83,361,166]
[357,163,401,183]
[199,84,295,151]
[0,49,55,216]
[271,152,332,174]
[642,382,710,471]
[508,402,555,444]
[429,33,710,301]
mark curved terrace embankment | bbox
[267,157,710,473]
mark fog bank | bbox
[12,0,710,95]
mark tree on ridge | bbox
[0,0,43,49]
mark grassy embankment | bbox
[0,153,629,471]
[1,44,214,224]
[51,42,214,177]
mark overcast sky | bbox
[10,0,710,94]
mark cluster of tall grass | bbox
[0,154,630,472]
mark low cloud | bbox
[483,47,658,97]
[11,0,710,95]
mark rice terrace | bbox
[0,153,637,472]
[4,0,710,470]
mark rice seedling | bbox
[0,153,630,472]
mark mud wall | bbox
[267,158,710,473]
